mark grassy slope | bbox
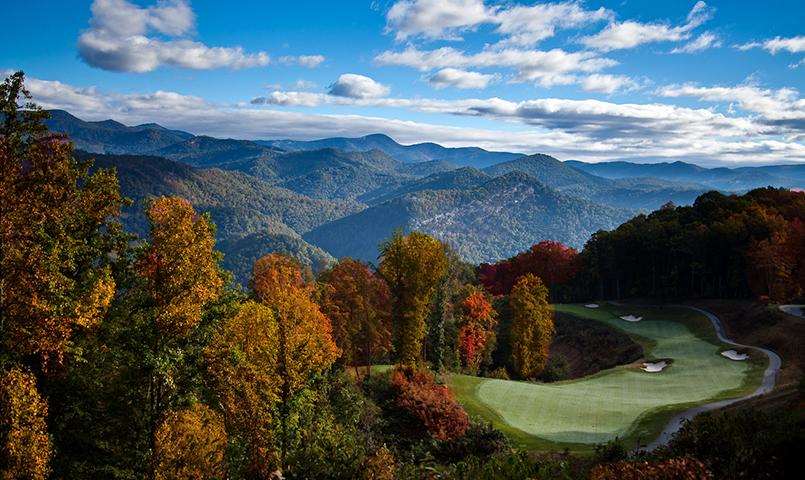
[448,303,767,452]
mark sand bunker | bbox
[620,315,643,322]
[642,361,668,373]
[585,304,599,308]
[721,350,748,361]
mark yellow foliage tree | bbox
[205,301,281,476]
[207,255,339,474]
[509,274,554,379]
[0,367,52,480]
[153,403,227,480]
[379,232,448,365]
[139,196,223,337]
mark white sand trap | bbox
[642,361,668,372]
[721,350,748,361]
[620,315,643,322]
[585,304,600,308]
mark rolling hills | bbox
[51,109,802,279]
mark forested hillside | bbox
[305,172,629,263]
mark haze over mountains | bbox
[47,110,804,283]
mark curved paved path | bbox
[644,305,781,450]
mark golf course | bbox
[448,303,769,451]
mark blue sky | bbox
[2,0,803,165]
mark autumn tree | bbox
[509,274,554,379]
[0,71,123,372]
[208,254,338,475]
[478,240,580,299]
[318,258,392,376]
[379,232,448,365]
[153,403,227,480]
[0,367,52,480]
[127,196,224,474]
[205,301,281,476]
[139,196,224,336]
[455,287,497,373]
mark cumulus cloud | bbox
[385,0,491,41]
[670,32,721,53]
[737,35,805,54]
[376,46,616,87]
[428,68,498,89]
[385,0,610,46]
[78,0,272,72]
[581,1,714,51]
[581,74,639,94]
[21,73,805,164]
[328,74,390,98]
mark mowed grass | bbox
[448,304,767,451]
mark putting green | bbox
[449,304,765,449]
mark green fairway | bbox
[448,304,766,450]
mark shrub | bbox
[436,421,510,461]
[590,456,713,480]
[390,367,469,441]
[593,437,628,463]
[663,409,802,479]
[486,367,510,380]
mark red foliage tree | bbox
[455,288,497,372]
[479,241,580,297]
[390,367,469,441]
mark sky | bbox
[2,0,804,165]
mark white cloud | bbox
[386,0,491,41]
[428,68,498,89]
[328,74,390,99]
[78,0,272,72]
[670,32,721,53]
[581,1,714,51]
[278,55,326,68]
[581,74,638,94]
[385,0,611,46]
[738,35,805,54]
[656,83,805,128]
[491,1,612,47]
[376,46,617,87]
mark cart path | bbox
[644,305,781,450]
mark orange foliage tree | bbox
[390,367,469,441]
[379,232,448,365]
[153,403,227,480]
[509,274,554,379]
[0,71,123,372]
[318,258,392,375]
[455,288,497,373]
[0,367,52,480]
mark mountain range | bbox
[47,110,804,283]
